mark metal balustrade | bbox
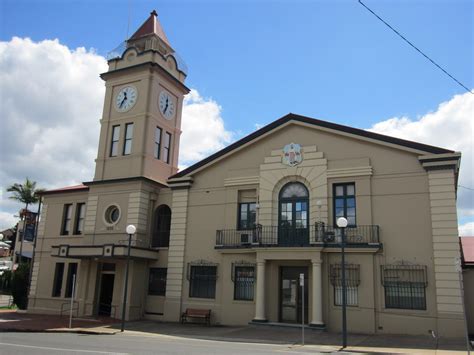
[215,224,380,248]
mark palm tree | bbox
[7,178,45,264]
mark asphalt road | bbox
[0,332,347,355]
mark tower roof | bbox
[129,10,171,47]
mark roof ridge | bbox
[171,113,454,179]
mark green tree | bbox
[7,178,45,263]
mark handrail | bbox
[216,224,380,248]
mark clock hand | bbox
[120,93,128,108]
[163,98,169,114]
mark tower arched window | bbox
[152,205,171,248]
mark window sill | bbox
[232,300,255,304]
[188,297,216,301]
[382,307,428,314]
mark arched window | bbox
[280,182,309,199]
[152,205,171,248]
[278,182,309,246]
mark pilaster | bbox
[163,187,190,321]
[420,153,464,337]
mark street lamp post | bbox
[336,217,348,349]
[121,224,136,332]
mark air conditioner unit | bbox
[323,232,335,243]
[240,233,250,245]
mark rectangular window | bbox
[333,183,356,226]
[65,263,78,298]
[74,203,86,235]
[238,203,256,230]
[163,132,171,163]
[110,125,120,157]
[189,265,217,299]
[330,264,360,306]
[52,262,65,297]
[382,265,427,310]
[61,204,72,235]
[148,268,167,296]
[123,123,134,155]
[154,127,162,159]
[334,286,358,306]
[234,266,254,301]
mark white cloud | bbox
[369,92,474,222]
[0,37,108,229]
[0,38,234,230]
[180,89,233,165]
[459,222,474,237]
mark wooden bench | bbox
[181,308,211,326]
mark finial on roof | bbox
[150,10,158,17]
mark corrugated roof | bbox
[40,184,89,195]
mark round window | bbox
[105,205,120,225]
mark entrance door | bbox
[280,267,308,323]
[279,182,309,246]
[98,274,114,316]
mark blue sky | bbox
[1,0,472,130]
[0,0,473,232]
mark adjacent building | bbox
[27,11,467,337]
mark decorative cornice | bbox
[224,176,260,187]
[419,153,461,172]
[326,166,373,178]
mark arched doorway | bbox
[152,205,171,248]
[278,182,309,246]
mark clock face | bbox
[159,91,175,119]
[115,86,138,112]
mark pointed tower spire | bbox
[129,10,171,48]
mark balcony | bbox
[215,224,380,249]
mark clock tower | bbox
[94,10,189,184]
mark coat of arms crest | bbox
[282,143,302,166]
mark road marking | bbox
[0,342,129,354]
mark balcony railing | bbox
[215,224,380,249]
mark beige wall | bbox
[169,122,463,337]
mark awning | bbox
[51,244,159,260]
[15,250,33,259]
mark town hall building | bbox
[27,11,466,338]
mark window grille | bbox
[231,261,255,301]
[187,260,218,299]
[381,264,428,310]
[334,286,358,306]
[330,264,360,306]
[330,264,360,287]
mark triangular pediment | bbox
[169,113,454,181]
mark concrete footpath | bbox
[0,310,471,354]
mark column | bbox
[253,260,267,322]
[310,259,324,327]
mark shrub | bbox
[0,270,12,294]
[11,263,30,310]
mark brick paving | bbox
[0,309,119,333]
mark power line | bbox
[358,0,473,95]
[459,185,474,191]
